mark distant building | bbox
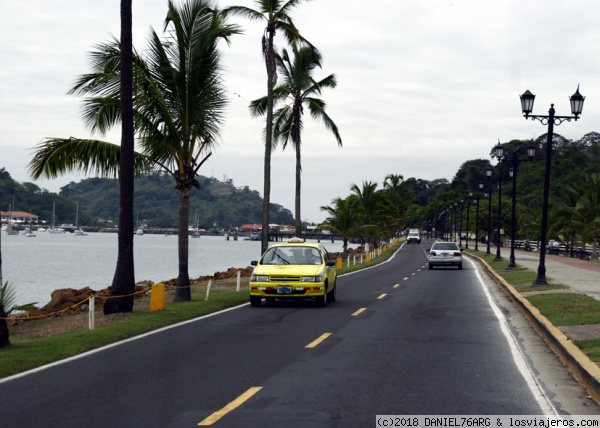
[0,210,39,225]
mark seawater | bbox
[1,232,356,306]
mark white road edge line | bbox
[472,257,559,416]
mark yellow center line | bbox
[352,307,367,316]
[198,386,263,426]
[377,293,387,299]
[403,277,409,281]
[393,283,400,288]
[411,272,416,276]
[305,332,332,348]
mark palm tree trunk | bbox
[0,304,8,348]
[295,140,302,237]
[104,0,135,314]
[174,187,192,302]
[261,29,276,255]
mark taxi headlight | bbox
[251,274,269,282]
[302,275,324,282]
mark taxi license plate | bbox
[277,286,292,294]
[441,252,449,257]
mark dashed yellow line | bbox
[377,293,387,300]
[403,277,409,281]
[305,332,332,348]
[198,386,263,426]
[352,307,367,316]
[393,283,400,289]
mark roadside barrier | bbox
[0,270,249,330]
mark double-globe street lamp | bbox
[485,168,493,255]
[487,163,511,262]
[493,141,535,268]
[520,86,585,285]
[471,181,485,251]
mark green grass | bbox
[0,291,248,378]
[0,242,401,378]
[525,293,600,326]
[574,339,600,361]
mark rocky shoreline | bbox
[19,248,363,320]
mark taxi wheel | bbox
[315,292,327,307]
[326,281,336,303]
[429,264,433,270]
[250,296,262,307]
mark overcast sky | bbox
[2,0,599,223]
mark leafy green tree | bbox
[28,0,240,302]
[250,45,341,236]
[320,197,360,256]
[350,181,394,248]
[225,0,311,254]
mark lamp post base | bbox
[507,254,516,268]
[533,265,548,285]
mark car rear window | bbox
[431,243,459,251]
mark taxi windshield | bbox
[261,246,322,265]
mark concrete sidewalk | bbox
[484,246,600,300]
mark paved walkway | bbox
[479,245,600,341]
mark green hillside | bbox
[0,170,293,229]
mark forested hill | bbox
[0,170,293,229]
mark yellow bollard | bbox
[336,257,343,270]
[149,283,166,312]
[366,252,371,263]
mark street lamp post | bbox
[494,177,504,262]
[465,194,471,249]
[494,141,536,268]
[485,167,493,255]
[474,181,484,251]
[520,86,585,285]
[459,199,464,247]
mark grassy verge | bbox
[0,241,402,378]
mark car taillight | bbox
[454,252,461,256]
[429,251,436,256]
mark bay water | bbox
[1,232,355,306]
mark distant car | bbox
[406,232,421,244]
[249,238,337,307]
[427,242,463,270]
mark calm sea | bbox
[1,232,355,306]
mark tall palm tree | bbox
[0,229,7,347]
[102,0,136,314]
[250,45,341,237]
[28,0,240,302]
[225,0,311,254]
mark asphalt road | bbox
[1,240,598,427]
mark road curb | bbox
[466,252,600,404]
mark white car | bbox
[427,242,463,270]
[406,232,421,244]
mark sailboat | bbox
[5,202,19,235]
[25,218,36,237]
[191,209,201,238]
[135,211,144,235]
[73,202,87,236]
[48,202,65,234]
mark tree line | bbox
[319,132,600,258]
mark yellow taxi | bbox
[249,238,337,307]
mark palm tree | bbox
[225,0,311,254]
[250,45,342,237]
[28,0,240,302]
[0,227,7,346]
[350,181,394,249]
[320,197,360,256]
[102,0,136,314]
